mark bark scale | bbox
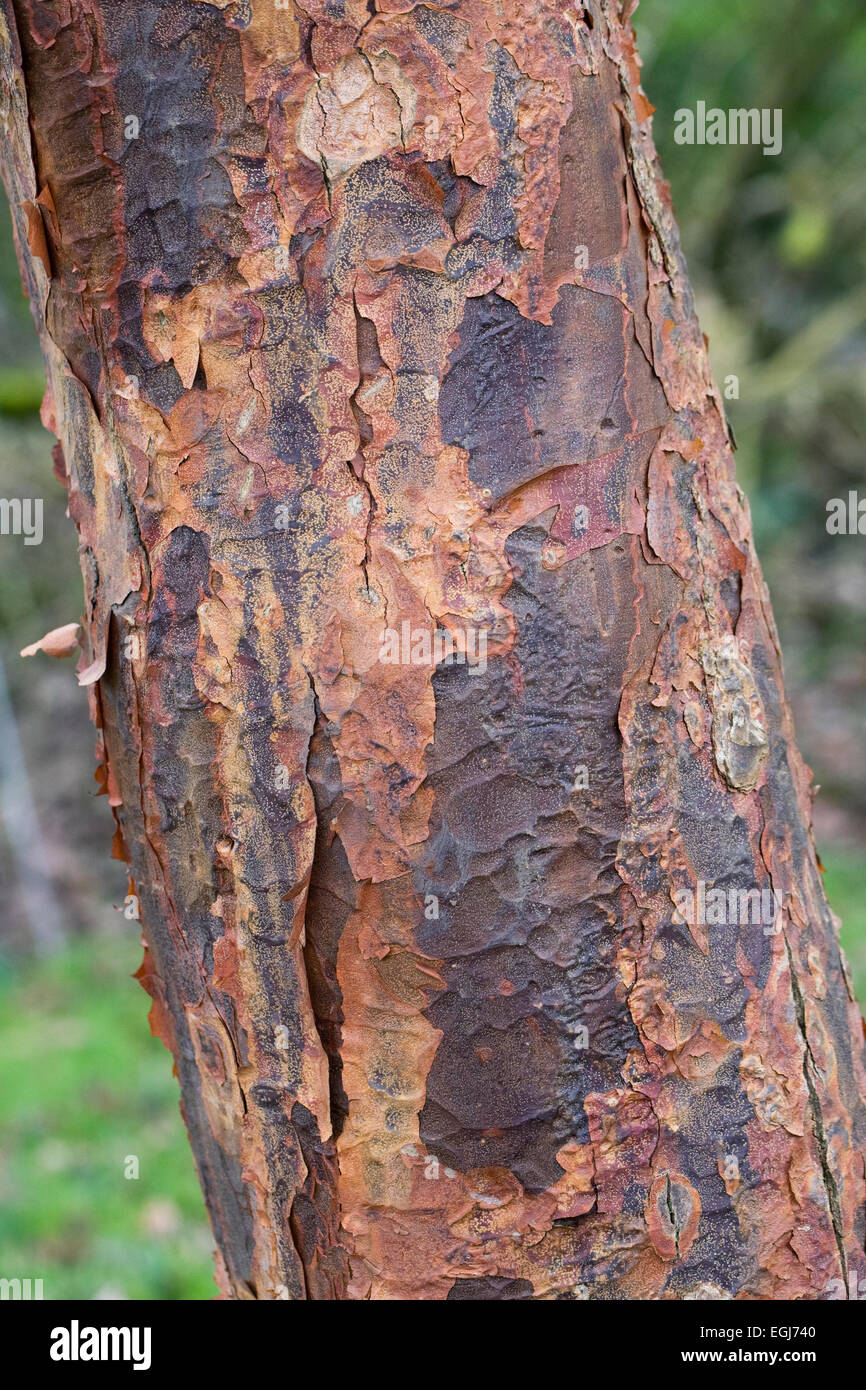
[1,0,864,1300]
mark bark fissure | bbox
[785,936,850,1290]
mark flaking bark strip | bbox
[785,937,849,1291]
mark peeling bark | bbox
[2,0,865,1301]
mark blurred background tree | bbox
[0,0,863,1299]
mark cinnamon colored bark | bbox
[2,0,864,1300]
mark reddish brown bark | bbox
[2,0,865,1300]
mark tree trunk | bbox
[2,0,864,1301]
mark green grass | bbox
[0,930,216,1300]
[823,851,866,1007]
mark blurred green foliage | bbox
[639,0,866,753]
[0,0,863,1301]
[0,369,45,417]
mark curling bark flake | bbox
[2,0,864,1300]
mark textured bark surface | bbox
[2,0,865,1300]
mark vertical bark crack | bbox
[784,937,849,1292]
